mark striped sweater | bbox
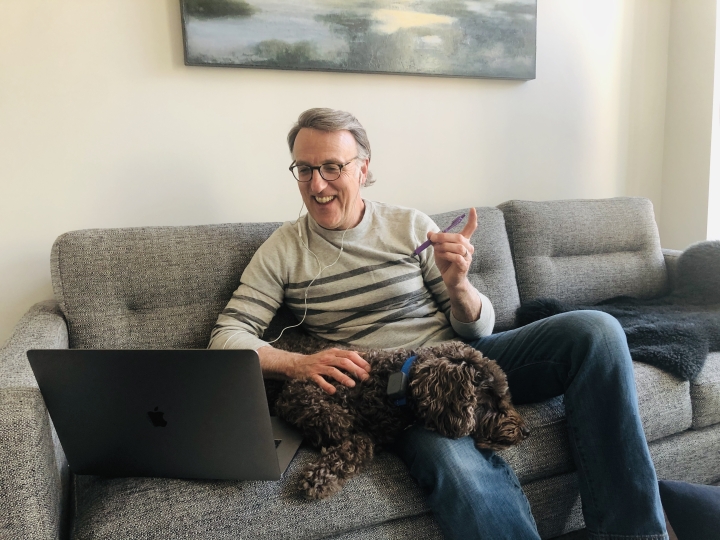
[208,200,495,351]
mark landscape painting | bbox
[181,0,537,79]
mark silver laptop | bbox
[27,349,302,481]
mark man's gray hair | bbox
[287,108,375,187]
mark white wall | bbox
[0,0,672,345]
[660,0,717,250]
[709,0,720,242]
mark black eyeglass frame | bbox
[289,156,359,182]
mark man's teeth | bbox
[314,196,335,204]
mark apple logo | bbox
[147,406,167,427]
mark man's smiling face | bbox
[292,128,368,230]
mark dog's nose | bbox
[520,426,531,438]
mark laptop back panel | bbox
[28,349,285,480]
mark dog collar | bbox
[387,355,417,406]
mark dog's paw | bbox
[301,463,345,500]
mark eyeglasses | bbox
[289,157,358,182]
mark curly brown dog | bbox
[274,340,529,500]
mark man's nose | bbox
[309,169,328,192]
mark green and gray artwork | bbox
[182,0,536,79]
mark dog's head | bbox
[408,342,529,450]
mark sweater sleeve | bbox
[207,227,289,351]
[412,211,495,339]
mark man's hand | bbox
[427,207,478,289]
[426,207,482,322]
[258,345,371,395]
[289,348,371,394]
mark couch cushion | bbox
[498,198,667,305]
[71,448,430,540]
[690,352,720,428]
[633,361,692,441]
[430,207,519,331]
[651,423,720,485]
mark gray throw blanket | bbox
[515,241,720,381]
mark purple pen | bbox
[413,213,466,256]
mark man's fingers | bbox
[434,249,471,270]
[460,207,478,239]
[309,366,357,394]
[334,357,369,381]
[300,349,370,392]
[328,357,370,384]
[427,232,475,251]
[321,365,357,388]
[434,241,473,255]
[327,349,370,378]
[312,374,337,395]
[336,349,371,372]
[432,239,474,261]
[427,209,478,243]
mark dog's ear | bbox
[470,359,530,450]
[410,357,478,438]
[473,404,529,451]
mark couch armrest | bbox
[0,300,71,540]
[662,248,682,293]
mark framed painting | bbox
[181,0,536,80]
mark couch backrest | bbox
[498,197,668,305]
[51,206,520,349]
[51,223,281,349]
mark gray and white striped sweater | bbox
[208,200,495,351]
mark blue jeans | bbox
[393,311,668,540]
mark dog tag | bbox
[387,371,408,400]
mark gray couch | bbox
[1,197,718,540]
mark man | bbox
[209,108,668,540]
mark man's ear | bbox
[359,156,369,183]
